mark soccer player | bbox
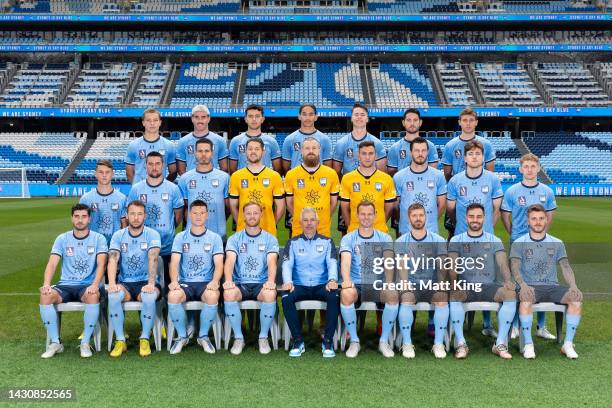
[229,137,285,235]
[502,153,557,340]
[176,105,229,174]
[281,208,339,358]
[332,103,387,177]
[107,200,162,357]
[39,204,108,358]
[79,159,127,245]
[448,203,517,359]
[228,104,282,174]
[284,137,339,237]
[339,141,396,234]
[339,201,393,358]
[167,200,224,355]
[391,203,449,359]
[387,109,438,176]
[393,137,446,236]
[126,152,183,287]
[125,108,177,184]
[281,104,332,173]
[223,202,279,355]
[511,204,583,359]
[178,138,230,240]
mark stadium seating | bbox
[436,63,477,107]
[131,62,172,107]
[472,63,544,107]
[64,62,137,108]
[69,133,132,184]
[242,62,364,108]
[0,132,85,184]
[130,0,240,13]
[0,63,75,108]
[532,62,611,107]
[170,62,238,108]
[523,132,612,183]
[487,135,522,182]
[369,63,438,108]
[249,0,358,14]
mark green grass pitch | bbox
[0,197,611,407]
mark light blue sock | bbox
[380,304,399,343]
[450,302,465,345]
[537,311,546,329]
[564,314,581,344]
[168,303,187,339]
[483,311,492,329]
[224,301,243,340]
[108,291,126,341]
[199,303,218,338]
[259,302,276,339]
[341,304,359,343]
[398,304,414,345]
[140,292,157,340]
[519,314,533,345]
[40,304,59,343]
[434,305,450,345]
[496,301,516,346]
[82,303,100,345]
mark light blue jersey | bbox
[510,233,567,286]
[339,229,393,284]
[395,231,447,284]
[177,168,229,238]
[282,233,338,286]
[51,230,108,286]
[226,229,279,284]
[228,133,281,170]
[332,133,387,174]
[501,182,557,242]
[441,135,496,175]
[281,129,332,168]
[109,227,161,283]
[448,232,505,284]
[387,138,438,170]
[126,180,183,255]
[447,169,503,235]
[171,229,224,283]
[176,131,228,171]
[79,188,127,244]
[393,166,446,235]
[125,136,177,184]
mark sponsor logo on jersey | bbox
[399,149,406,160]
[138,149,146,159]
[525,248,533,259]
[189,180,197,189]
[66,247,74,257]
[121,243,128,253]
[241,179,248,188]
[352,182,360,192]
[139,194,147,203]
[183,243,190,253]
[91,202,98,211]
[319,177,327,186]
[297,179,305,189]
[460,186,467,197]
[293,142,300,152]
[238,144,246,153]
[518,196,527,206]
[375,182,382,192]
[187,145,194,155]
[346,148,353,158]
[239,243,247,253]
[263,178,270,187]
[405,181,413,192]
[454,149,461,159]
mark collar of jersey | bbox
[192,132,210,139]
[146,179,164,188]
[245,133,262,138]
[189,228,207,238]
[467,231,484,239]
[300,164,321,175]
[300,232,319,241]
[128,227,144,238]
[409,166,428,175]
[410,231,428,241]
[299,129,318,136]
[520,181,540,189]
[72,230,90,240]
[458,134,477,142]
[96,188,115,197]
[528,232,547,242]
[357,230,375,239]
[356,168,377,179]
[196,167,214,175]
[465,169,484,180]
[142,135,161,144]
[350,132,369,142]
[246,166,266,177]
[245,229,262,238]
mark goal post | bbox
[0,167,31,198]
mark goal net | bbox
[0,167,31,198]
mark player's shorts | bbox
[119,281,161,301]
[238,283,265,301]
[284,209,293,230]
[180,281,210,301]
[52,284,88,303]
[465,283,500,302]
[519,284,569,303]
[337,213,347,233]
[354,284,383,309]
[405,289,446,303]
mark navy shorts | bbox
[408,289,446,303]
[355,284,383,309]
[52,284,88,303]
[238,283,264,301]
[180,281,210,301]
[523,284,569,303]
[119,281,161,301]
[465,283,501,302]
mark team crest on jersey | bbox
[258,244,266,252]
[346,148,353,158]
[518,196,527,206]
[139,194,147,203]
[204,243,212,252]
[241,179,248,188]
[427,180,435,189]
[399,150,406,159]
[120,243,128,253]
[539,195,546,203]
[316,245,324,253]
[406,181,414,192]
[525,248,533,259]
[140,242,148,251]
[293,142,300,151]
[297,179,305,189]
[66,247,74,257]
[263,178,270,187]
[454,149,461,159]
[183,243,190,253]
[87,246,95,255]
[111,203,119,211]
[547,247,555,257]
[239,243,247,253]
[212,179,219,188]
[138,149,146,159]
[239,144,246,153]
[352,182,360,192]
[481,185,489,194]
[161,193,169,202]
[460,186,467,197]
[319,177,327,186]
[375,182,382,192]
[187,145,194,155]
[189,180,197,189]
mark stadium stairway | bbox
[56,137,94,184]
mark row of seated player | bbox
[472,63,544,108]
[0,132,85,184]
[0,63,75,108]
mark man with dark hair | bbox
[387,109,438,176]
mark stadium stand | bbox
[0,63,76,108]
[11,0,240,13]
[68,133,131,184]
[170,62,238,108]
[242,62,364,108]
[523,132,612,183]
[436,63,477,107]
[471,63,544,107]
[64,62,137,108]
[369,63,438,108]
[131,62,172,107]
[249,0,358,14]
[0,132,85,184]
